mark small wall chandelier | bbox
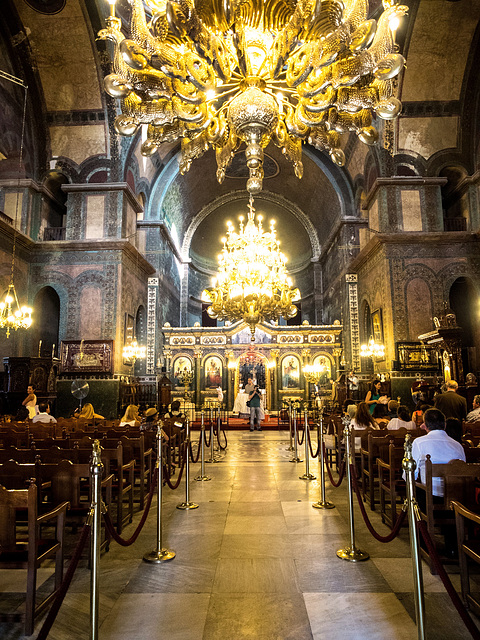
[0,70,33,338]
[303,362,326,384]
[98,0,407,194]
[360,336,385,359]
[123,340,147,364]
[202,196,300,341]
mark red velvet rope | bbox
[189,434,202,463]
[103,467,158,547]
[36,522,91,640]
[204,424,212,448]
[163,443,187,490]
[297,422,305,445]
[216,421,228,450]
[417,519,480,640]
[307,426,320,459]
[350,463,407,543]
[323,442,346,487]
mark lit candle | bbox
[38,340,42,357]
[52,343,55,358]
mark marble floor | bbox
[2,430,480,639]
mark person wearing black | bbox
[434,380,467,421]
[248,385,262,432]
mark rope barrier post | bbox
[89,440,103,640]
[177,419,199,510]
[290,406,302,463]
[313,409,335,510]
[402,434,426,640]
[195,410,211,481]
[144,423,176,564]
[300,409,316,480]
[337,421,369,562]
[206,406,219,463]
[286,401,294,451]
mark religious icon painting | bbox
[205,356,222,388]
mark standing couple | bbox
[245,377,263,431]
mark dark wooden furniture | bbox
[0,481,68,635]
[452,500,480,616]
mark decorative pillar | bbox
[346,274,360,372]
[146,277,158,375]
[301,348,310,400]
[194,348,203,408]
[270,349,280,411]
[225,350,235,410]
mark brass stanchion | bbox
[313,410,335,510]
[206,406,220,463]
[89,440,103,640]
[290,406,302,463]
[144,424,176,563]
[300,409,316,480]
[402,435,426,640]
[195,410,211,481]
[177,419,199,509]
[337,421,369,562]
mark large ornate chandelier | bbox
[202,196,299,340]
[98,0,407,194]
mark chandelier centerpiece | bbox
[202,196,299,341]
[303,362,326,384]
[123,340,147,363]
[360,335,385,359]
[98,0,408,194]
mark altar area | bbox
[161,320,343,411]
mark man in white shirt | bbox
[32,402,57,424]
[411,408,465,497]
[466,395,480,423]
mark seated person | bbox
[119,404,140,427]
[387,405,416,431]
[164,400,185,421]
[32,401,57,424]
[143,407,159,430]
[466,394,480,423]
[75,403,104,420]
[445,417,463,444]
[372,403,390,428]
[350,401,379,450]
[387,399,399,419]
[410,408,466,499]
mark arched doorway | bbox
[32,286,60,357]
[449,277,479,375]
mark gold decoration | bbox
[202,195,300,340]
[360,335,385,359]
[98,0,408,193]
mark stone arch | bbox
[181,190,322,262]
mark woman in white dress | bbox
[22,385,37,419]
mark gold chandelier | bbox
[0,284,33,338]
[202,195,299,340]
[303,362,326,384]
[123,340,147,363]
[360,335,384,359]
[98,0,407,194]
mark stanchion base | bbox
[336,546,369,562]
[290,457,303,463]
[143,548,176,563]
[299,473,317,480]
[194,475,212,481]
[285,446,294,451]
[177,501,199,510]
[312,500,335,510]
[205,458,221,463]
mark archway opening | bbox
[32,286,60,357]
